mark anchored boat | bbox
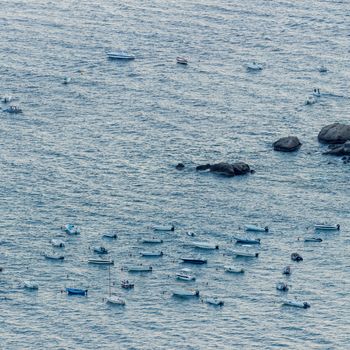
[88,258,114,265]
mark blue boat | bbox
[66,288,88,296]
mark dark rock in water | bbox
[232,162,250,175]
[176,163,185,170]
[323,141,350,156]
[273,136,301,152]
[209,162,235,176]
[318,123,350,144]
[250,169,256,174]
[196,164,211,171]
[291,252,303,262]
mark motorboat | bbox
[234,237,261,245]
[314,223,340,231]
[88,258,114,265]
[106,295,125,306]
[282,300,310,309]
[186,231,197,237]
[92,246,108,254]
[180,257,207,264]
[282,266,291,275]
[232,251,259,258]
[153,225,175,231]
[191,241,219,250]
[4,105,22,114]
[318,66,328,73]
[140,251,163,257]
[66,288,88,296]
[312,89,321,97]
[172,289,199,298]
[304,237,322,243]
[102,232,117,239]
[23,281,39,290]
[107,52,135,60]
[176,57,188,65]
[62,224,80,235]
[276,282,289,291]
[44,253,64,260]
[203,297,224,306]
[176,269,196,281]
[244,224,268,232]
[2,96,13,103]
[305,96,317,105]
[62,77,71,84]
[126,265,153,272]
[121,280,134,289]
[224,266,245,274]
[141,238,163,244]
[51,239,65,248]
[247,62,263,71]
[291,252,303,262]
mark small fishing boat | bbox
[276,282,289,291]
[234,237,261,245]
[282,266,291,275]
[247,62,263,71]
[191,241,219,250]
[176,57,188,65]
[186,231,197,237]
[121,280,134,289]
[180,257,207,264]
[176,269,196,281]
[318,66,328,73]
[66,288,88,296]
[92,246,108,254]
[141,238,163,244]
[2,96,13,103]
[305,96,317,105]
[291,253,303,262]
[126,265,153,272]
[88,258,114,265]
[140,251,163,257]
[224,266,245,274]
[304,237,322,243]
[312,89,321,97]
[107,52,135,60]
[172,289,199,298]
[62,224,80,235]
[102,232,118,239]
[244,224,268,232]
[62,77,71,84]
[4,105,22,114]
[51,239,65,248]
[314,223,340,231]
[153,225,175,231]
[232,251,259,258]
[203,297,224,306]
[282,300,310,309]
[106,295,125,305]
[44,253,64,260]
[23,281,39,290]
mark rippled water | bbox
[0,0,349,349]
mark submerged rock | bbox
[176,163,185,170]
[196,162,251,176]
[318,123,350,144]
[323,141,350,156]
[209,162,235,176]
[273,136,301,152]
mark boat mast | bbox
[108,264,111,297]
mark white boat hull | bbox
[244,225,268,232]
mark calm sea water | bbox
[0,1,349,349]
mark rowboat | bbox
[126,265,152,272]
[191,242,219,250]
[232,251,259,258]
[141,238,163,244]
[314,224,340,231]
[176,57,188,65]
[107,52,135,60]
[282,300,310,309]
[44,253,64,260]
[62,224,80,235]
[244,224,268,232]
[224,266,245,274]
[106,296,125,305]
[304,237,322,243]
[102,232,117,239]
[203,297,224,306]
[247,62,263,71]
[234,237,260,245]
[153,225,175,231]
[172,289,199,298]
[180,258,207,264]
[66,288,88,296]
[140,251,163,257]
[88,258,114,265]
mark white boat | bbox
[304,237,322,243]
[176,56,188,65]
[153,225,175,231]
[51,239,65,248]
[176,269,196,281]
[88,258,114,265]
[141,238,163,244]
[23,281,39,290]
[312,89,321,97]
[203,297,224,306]
[181,257,207,264]
[44,253,64,260]
[276,282,289,291]
[106,296,125,305]
[305,96,317,105]
[92,246,108,254]
[234,237,261,245]
[102,232,118,239]
[107,52,135,60]
[126,265,152,272]
[2,96,13,103]
[314,224,340,231]
[62,77,71,84]
[62,224,80,235]
[247,62,263,71]
[140,251,163,257]
[4,105,22,114]
[282,266,291,275]
[172,289,199,298]
[224,266,245,274]
[232,251,259,258]
[191,241,219,250]
[282,300,310,309]
[244,224,268,232]
[186,231,197,237]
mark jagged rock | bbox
[209,162,235,176]
[176,163,185,170]
[196,162,252,176]
[273,136,302,152]
[196,164,211,171]
[318,123,350,144]
[323,141,350,156]
[232,162,251,175]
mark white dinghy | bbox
[224,265,245,274]
[247,62,263,71]
[203,297,224,306]
[51,239,65,248]
[172,288,199,298]
[282,300,310,309]
[191,241,219,250]
[140,251,163,257]
[107,52,135,60]
[106,295,125,306]
[314,223,340,231]
[23,281,39,290]
[244,224,268,232]
[153,225,175,232]
[62,224,80,235]
[141,238,163,244]
[234,237,260,245]
[88,258,114,265]
[44,253,64,260]
[176,269,196,281]
[232,251,259,258]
